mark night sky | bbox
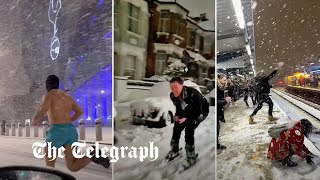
[253,0,320,79]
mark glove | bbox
[194,114,204,128]
[306,155,314,165]
[173,116,179,122]
[198,114,204,122]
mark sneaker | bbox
[268,116,279,122]
[90,146,110,168]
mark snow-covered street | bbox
[114,105,215,180]
[217,89,320,180]
[0,137,112,180]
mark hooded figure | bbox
[267,119,315,167]
[46,75,59,92]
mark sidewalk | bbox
[217,97,320,180]
[1,127,112,145]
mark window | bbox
[188,30,196,47]
[123,55,136,79]
[204,36,213,53]
[199,36,204,52]
[114,0,119,14]
[174,14,183,36]
[114,0,119,29]
[128,3,140,34]
[155,53,167,75]
[174,18,180,35]
[179,22,185,36]
[195,34,200,50]
[159,11,170,32]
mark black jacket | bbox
[256,70,277,95]
[217,86,227,122]
[170,86,204,120]
[227,84,235,97]
[244,84,254,96]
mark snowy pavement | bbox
[0,137,112,180]
[114,105,215,180]
[217,91,320,180]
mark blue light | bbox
[98,0,105,7]
[90,16,97,27]
[103,31,112,40]
[70,64,112,126]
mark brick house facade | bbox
[146,0,215,83]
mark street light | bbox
[246,44,252,56]
[232,0,245,29]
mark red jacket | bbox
[267,122,311,160]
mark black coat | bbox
[170,86,203,120]
[227,84,235,97]
[244,84,254,96]
[256,70,277,95]
[217,86,227,122]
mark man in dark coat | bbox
[217,73,231,149]
[249,62,284,124]
[166,77,209,168]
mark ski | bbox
[156,148,183,168]
[178,153,199,173]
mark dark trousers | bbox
[170,119,195,150]
[250,95,273,116]
[244,94,255,107]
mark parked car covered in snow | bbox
[129,80,201,126]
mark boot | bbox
[90,146,110,168]
[182,145,197,168]
[217,144,227,150]
[268,116,279,122]
[165,142,180,160]
[249,116,257,124]
[282,156,298,167]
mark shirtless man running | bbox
[31,75,109,172]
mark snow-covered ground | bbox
[114,105,215,180]
[0,137,112,180]
[217,91,320,180]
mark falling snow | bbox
[246,21,253,26]
[251,1,257,10]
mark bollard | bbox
[79,119,85,140]
[18,123,22,136]
[42,121,48,138]
[25,121,30,137]
[5,124,10,136]
[11,122,16,136]
[34,125,39,137]
[95,118,102,141]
